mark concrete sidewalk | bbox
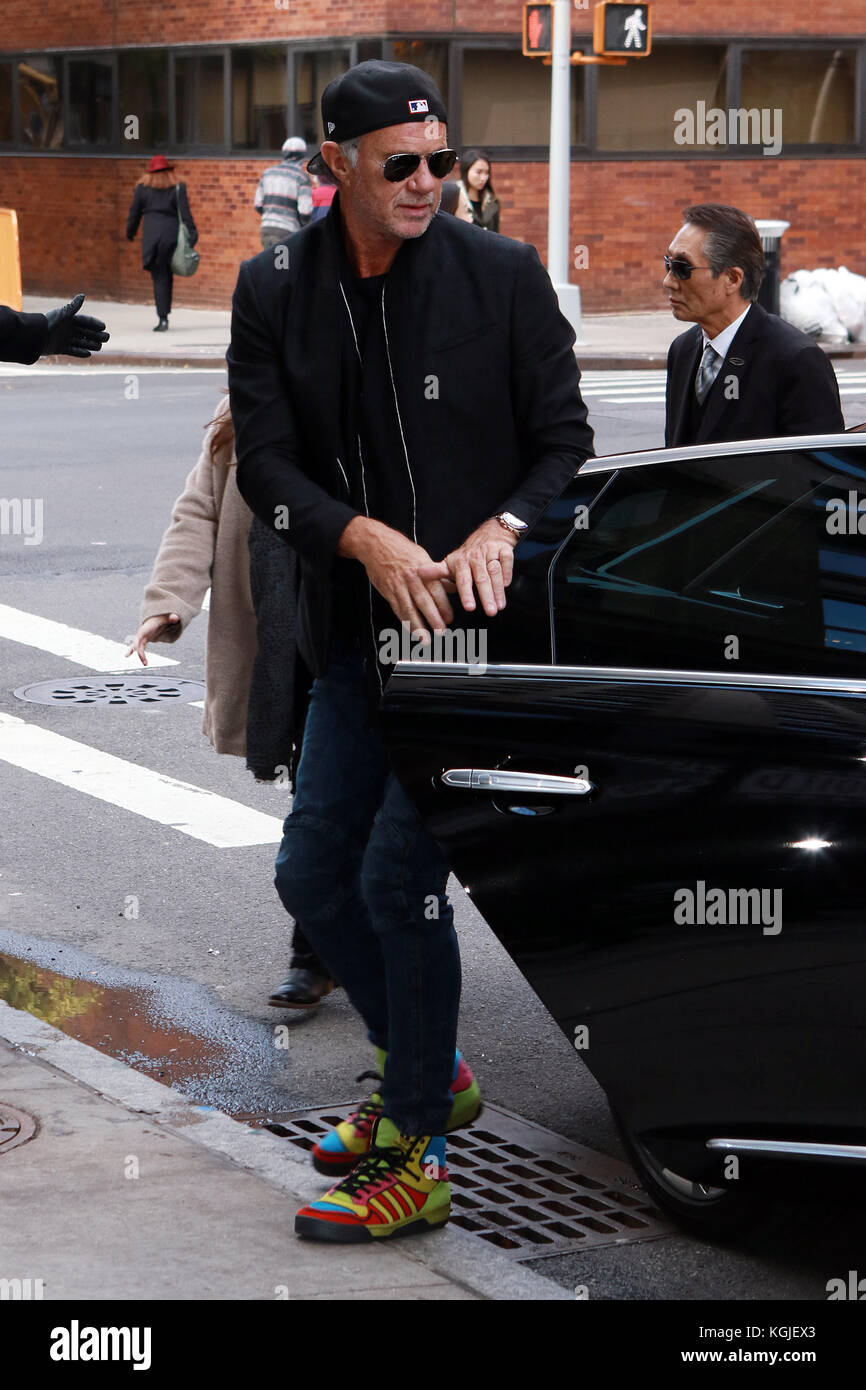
[20,293,683,370]
[0,1000,570,1301]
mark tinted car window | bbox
[551,446,866,675]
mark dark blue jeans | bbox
[274,641,461,1135]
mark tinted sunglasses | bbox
[663,254,714,282]
[377,148,457,183]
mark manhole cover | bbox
[248,1100,675,1259]
[0,1103,37,1155]
[13,676,206,706]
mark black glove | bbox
[43,293,110,358]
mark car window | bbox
[551,447,866,676]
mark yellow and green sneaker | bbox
[311,1049,481,1177]
[296,1119,450,1243]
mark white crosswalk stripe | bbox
[0,603,178,670]
[0,712,283,848]
[0,604,281,847]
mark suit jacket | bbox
[227,195,594,676]
[0,304,47,364]
[665,301,844,447]
[126,182,198,270]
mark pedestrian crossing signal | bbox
[593,3,652,58]
[522,3,553,58]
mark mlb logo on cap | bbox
[408,99,429,113]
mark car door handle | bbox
[441,769,593,795]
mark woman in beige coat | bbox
[126,392,335,1010]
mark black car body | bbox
[380,432,866,1229]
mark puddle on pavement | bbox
[0,933,286,1115]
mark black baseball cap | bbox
[307,60,447,175]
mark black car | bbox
[381,431,866,1234]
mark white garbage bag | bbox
[811,266,865,341]
[780,271,849,344]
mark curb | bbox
[0,999,572,1302]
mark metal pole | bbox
[547,0,582,339]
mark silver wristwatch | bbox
[493,511,528,536]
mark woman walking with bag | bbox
[126,155,198,331]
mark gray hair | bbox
[338,137,361,168]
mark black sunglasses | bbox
[376,148,457,183]
[663,254,714,282]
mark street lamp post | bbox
[547,0,582,341]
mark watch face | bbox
[501,512,527,531]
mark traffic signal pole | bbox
[547,0,582,340]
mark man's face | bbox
[342,121,450,243]
[663,222,733,325]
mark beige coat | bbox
[139,394,256,756]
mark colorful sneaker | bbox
[296,1119,450,1243]
[311,1051,481,1177]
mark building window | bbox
[0,63,12,144]
[462,48,583,147]
[18,56,62,149]
[597,45,728,151]
[232,45,287,150]
[175,51,225,147]
[66,56,113,146]
[294,49,351,146]
[741,48,857,145]
[119,50,169,148]
[391,39,449,106]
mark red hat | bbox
[147,155,175,172]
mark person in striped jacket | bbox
[254,137,314,249]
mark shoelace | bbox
[338,1143,406,1200]
[347,1071,384,1132]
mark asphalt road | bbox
[2,367,866,1301]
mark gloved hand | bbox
[43,293,110,358]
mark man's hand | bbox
[338,517,454,637]
[418,518,518,619]
[43,293,110,358]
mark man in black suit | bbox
[664,203,843,447]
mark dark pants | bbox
[149,261,173,318]
[274,641,461,1135]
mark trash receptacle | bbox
[754,218,790,317]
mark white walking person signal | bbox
[624,7,647,49]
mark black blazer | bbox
[0,304,47,364]
[126,183,198,270]
[227,195,594,675]
[665,301,844,447]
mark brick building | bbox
[1,2,864,311]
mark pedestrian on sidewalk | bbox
[125,391,337,1012]
[125,155,198,332]
[458,149,500,232]
[254,137,314,248]
[228,58,593,1244]
[664,203,843,445]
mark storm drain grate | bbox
[13,676,206,706]
[250,1100,674,1258]
[0,1103,37,1156]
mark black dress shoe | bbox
[267,968,336,1010]
[153,317,168,332]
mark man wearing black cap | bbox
[228,59,593,1244]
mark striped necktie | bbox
[694,342,722,405]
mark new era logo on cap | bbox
[327,121,335,133]
[408,99,429,114]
